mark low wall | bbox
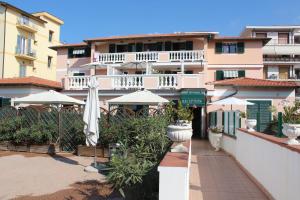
[158,140,191,200]
[221,129,300,200]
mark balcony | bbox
[94,50,205,64]
[65,73,205,90]
[16,18,37,33]
[263,39,300,54]
[15,47,37,61]
[263,56,300,64]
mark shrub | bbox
[0,116,24,142]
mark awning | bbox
[108,90,169,105]
[180,90,206,107]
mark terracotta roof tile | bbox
[0,76,62,89]
[210,77,298,88]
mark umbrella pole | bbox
[94,145,97,168]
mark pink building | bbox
[51,31,297,137]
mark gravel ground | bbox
[0,151,114,200]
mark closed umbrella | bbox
[83,76,100,172]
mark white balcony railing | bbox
[158,75,177,88]
[98,53,125,63]
[94,50,204,63]
[65,73,205,90]
[113,75,144,89]
[135,52,159,62]
[169,50,204,62]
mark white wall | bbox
[221,129,300,200]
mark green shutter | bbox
[215,42,223,53]
[164,41,172,51]
[136,43,143,52]
[68,48,73,58]
[156,42,163,51]
[128,43,135,52]
[238,70,245,77]
[216,70,224,80]
[0,97,11,107]
[109,44,116,53]
[186,41,193,50]
[237,42,244,53]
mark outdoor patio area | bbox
[189,139,269,200]
[0,151,114,200]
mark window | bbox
[68,47,91,58]
[215,42,244,54]
[20,15,29,25]
[255,33,267,38]
[19,65,26,77]
[216,70,245,80]
[47,56,52,68]
[73,72,85,76]
[49,30,54,42]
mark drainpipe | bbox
[1,6,7,78]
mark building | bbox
[0,1,64,81]
[51,30,298,137]
[241,25,300,80]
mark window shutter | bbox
[136,43,143,52]
[216,70,224,80]
[17,35,21,52]
[186,41,193,50]
[238,70,245,77]
[68,48,73,58]
[0,98,11,107]
[164,41,172,51]
[128,43,135,52]
[215,42,223,53]
[109,44,116,53]
[156,42,163,51]
[237,42,244,53]
[27,38,31,54]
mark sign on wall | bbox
[180,90,206,107]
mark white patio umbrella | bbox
[83,76,100,172]
[107,89,169,105]
[13,90,84,105]
[209,97,254,110]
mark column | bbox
[201,106,206,138]
[181,62,185,73]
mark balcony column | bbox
[146,61,152,74]
[181,61,185,74]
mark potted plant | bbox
[245,112,257,132]
[167,101,193,152]
[282,102,300,145]
[208,126,223,151]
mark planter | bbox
[208,130,222,151]
[246,119,257,132]
[0,141,9,151]
[14,144,29,152]
[77,145,104,157]
[282,123,300,145]
[167,123,192,152]
[30,144,59,154]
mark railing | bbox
[112,75,144,89]
[169,50,204,61]
[16,17,37,31]
[97,53,125,63]
[15,47,37,58]
[263,57,300,62]
[94,50,205,63]
[68,76,90,89]
[266,39,300,45]
[135,52,159,62]
[158,75,178,88]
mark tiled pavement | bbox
[189,139,269,200]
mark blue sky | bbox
[5,0,300,43]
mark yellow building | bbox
[0,2,63,81]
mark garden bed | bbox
[77,145,109,157]
[0,141,59,154]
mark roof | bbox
[84,32,219,42]
[0,1,47,24]
[245,25,300,30]
[209,77,298,88]
[214,36,271,43]
[50,42,88,50]
[32,12,64,25]
[0,76,62,89]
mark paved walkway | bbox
[189,140,269,200]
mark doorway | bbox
[192,107,202,138]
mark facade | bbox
[0,2,63,81]
[241,25,300,81]
[51,31,298,137]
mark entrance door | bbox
[192,107,202,137]
[247,100,272,132]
